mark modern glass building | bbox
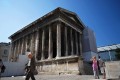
[98,44,120,61]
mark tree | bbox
[115,48,120,60]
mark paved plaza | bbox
[1,75,108,80]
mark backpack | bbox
[1,65,6,73]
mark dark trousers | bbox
[25,71,36,80]
[0,72,1,80]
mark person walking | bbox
[91,56,99,79]
[0,59,4,80]
[0,59,2,80]
[98,56,106,79]
[25,52,36,80]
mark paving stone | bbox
[1,75,107,80]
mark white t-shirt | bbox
[27,59,31,66]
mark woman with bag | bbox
[91,56,99,79]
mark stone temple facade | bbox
[9,7,97,75]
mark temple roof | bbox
[9,7,85,39]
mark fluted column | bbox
[48,26,53,59]
[41,29,45,60]
[75,31,79,55]
[25,36,28,52]
[14,42,17,61]
[19,39,22,54]
[11,41,15,58]
[21,37,24,54]
[8,42,12,61]
[56,22,61,58]
[32,33,36,55]
[23,37,26,54]
[8,43,12,61]
[35,30,39,61]
[15,41,18,56]
[79,34,82,56]
[30,34,34,52]
[70,28,74,55]
[65,26,68,56]
[17,40,20,54]
[11,42,13,55]
[16,40,19,61]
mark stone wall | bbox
[36,56,83,75]
[83,61,93,75]
[105,61,120,79]
[1,55,28,77]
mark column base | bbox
[41,57,45,60]
[55,56,60,59]
[48,57,52,59]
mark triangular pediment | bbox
[56,7,84,27]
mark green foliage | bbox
[115,48,120,60]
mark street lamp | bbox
[108,50,112,61]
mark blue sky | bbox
[0,0,120,47]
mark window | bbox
[4,49,8,55]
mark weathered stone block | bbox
[36,56,84,75]
[105,61,120,79]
